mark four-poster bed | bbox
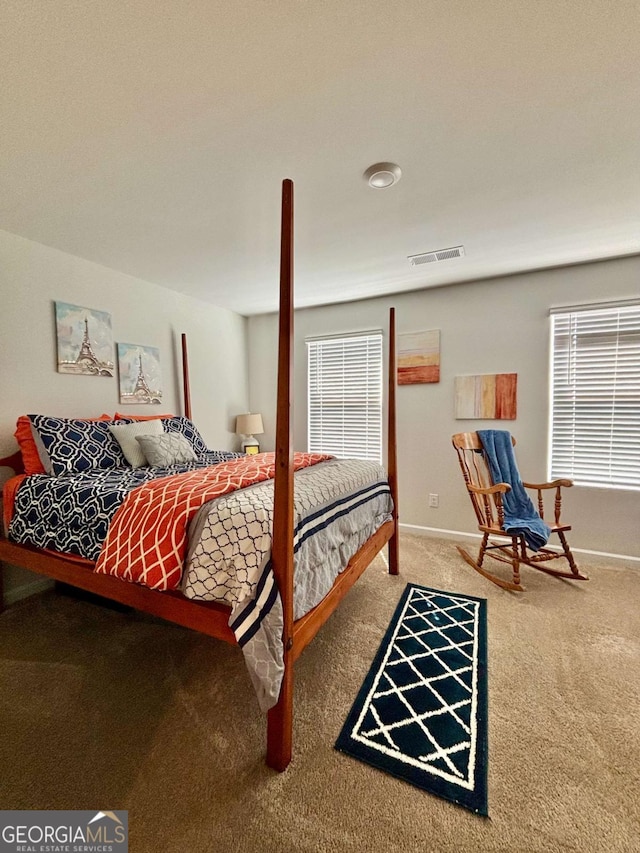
[0,179,399,770]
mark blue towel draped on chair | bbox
[477,430,551,551]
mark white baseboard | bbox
[4,577,54,607]
[2,526,636,608]
[399,522,640,565]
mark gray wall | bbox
[0,228,250,599]
[248,256,640,560]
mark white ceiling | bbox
[2,1,639,316]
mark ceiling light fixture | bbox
[363,162,402,189]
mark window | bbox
[549,301,640,489]
[307,332,383,462]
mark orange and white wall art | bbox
[397,329,440,384]
[454,372,517,419]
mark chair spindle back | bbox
[452,432,515,529]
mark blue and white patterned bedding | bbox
[8,451,243,560]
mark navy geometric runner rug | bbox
[335,583,488,815]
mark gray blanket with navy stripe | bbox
[182,458,393,711]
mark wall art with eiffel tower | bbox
[55,301,115,376]
[117,342,163,405]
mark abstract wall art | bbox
[55,301,114,376]
[397,329,440,384]
[117,343,163,405]
[455,372,517,419]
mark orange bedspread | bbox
[95,451,331,590]
[3,474,27,532]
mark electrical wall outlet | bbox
[428,493,439,508]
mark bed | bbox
[0,179,399,770]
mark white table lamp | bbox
[235,413,264,454]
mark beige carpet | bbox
[1,533,639,853]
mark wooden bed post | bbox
[387,307,399,575]
[181,333,192,420]
[267,178,295,771]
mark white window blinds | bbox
[549,302,640,489]
[307,332,383,462]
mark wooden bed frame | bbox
[0,179,399,771]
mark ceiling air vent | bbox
[408,245,465,267]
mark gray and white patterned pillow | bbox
[161,416,209,456]
[135,433,197,467]
[108,419,164,468]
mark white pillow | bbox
[108,419,164,467]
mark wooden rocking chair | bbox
[452,432,588,591]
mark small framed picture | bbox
[117,343,163,405]
[397,329,440,384]
[55,301,114,376]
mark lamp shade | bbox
[235,413,264,436]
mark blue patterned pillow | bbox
[28,416,128,476]
[162,416,209,456]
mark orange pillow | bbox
[114,413,174,421]
[14,414,111,475]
